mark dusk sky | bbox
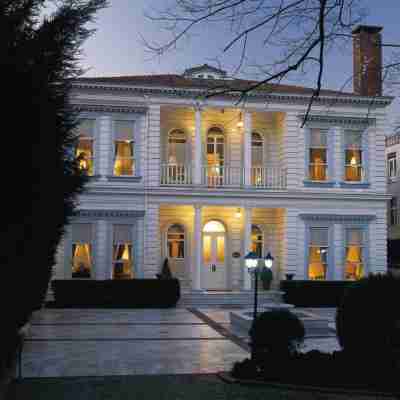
[52,1,400,128]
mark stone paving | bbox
[21,307,340,378]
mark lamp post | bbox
[244,251,260,323]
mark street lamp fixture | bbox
[264,252,274,269]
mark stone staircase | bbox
[178,290,284,308]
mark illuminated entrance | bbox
[202,220,226,289]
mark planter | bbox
[285,273,295,280]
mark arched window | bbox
[251,132,264,166]
[207,127,225,166]
[168,129,186,164]
[167,224,185,259]
[251,225,263,258]
[203,220,226,233]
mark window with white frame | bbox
[344,228,365,280]
[251,225,264,258]
[75,119,95,176]
[251,132,264,185]
[387,152,397,178]
[344,130,363,182]
[390,197,398,226]
[167,224,185,259]
[308,227,329,280]
[71,223,93,278]
[168,129,186,164]
[112,224,133,279]
[113,120,135,176]
[308,129,328,181]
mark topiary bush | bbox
[336,273,400,374]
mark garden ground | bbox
[6,307,366,399]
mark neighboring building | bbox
[52,25,392,293]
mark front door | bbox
[202,232,226,289]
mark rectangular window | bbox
[113,121,135,176]
[75,119,95,176]
[345,228,364,280]
[308,227,329,280]
[345,131,363,182]
[387,152,397,178]
[71,223,93,278]
[309,129,327,181]
[112,224,133,279]
[391,197,398,226]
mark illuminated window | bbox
[345,131,363,182]
[308,227,329,280]
[167,224,185,259]
[112,224,133,279]
[71,223,93,278]
[168,129,186,164]
[207,128,225,185]
[251,225,263,258]
[344,228,364,280]
[75,119,94,175]
[387,152,397,178]
[113,120,135,176]
[203,220,225,233]
[309,129,327,181]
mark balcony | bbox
[160,164,287,189]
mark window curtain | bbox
[345,229,363,280]
[309,129,327,181]
[345,131,363,182]
[114,141,134,175]
[72,243,92,277]
[308,227,328,280]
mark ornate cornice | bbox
[300,114,375,127]
[73,209,145,218]
[71,99,147,114]
[71,82,393,108]
[299,214,376,222]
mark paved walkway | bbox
[20,307,340,378]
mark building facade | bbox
[52,26,392,292]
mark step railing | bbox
[160,164,192,185]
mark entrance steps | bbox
[178,290,284,308]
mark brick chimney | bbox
[353,25,383,96]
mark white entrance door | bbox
[202,232,226,289]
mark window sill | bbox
[339,182,370,189]
[107,175,142,182]
[303,180,336,188]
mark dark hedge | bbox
[51,279,180,308]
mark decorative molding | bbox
[73,209,145,219]
[300,114,375,127]
[106,176,143,183]
[72,100,147,114]
[303,180,336,188]
[299,214,376,223]
[71,82,393,108]
[339,182,371,189]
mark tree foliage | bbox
[0,0,106,377]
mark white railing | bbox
[160,164,287,189]
[251,167,287,189]
[160,164,192,185]
[202,165,244,187]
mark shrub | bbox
[249,310,305,368]
[336,273,400,363]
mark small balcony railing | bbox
[160,164,287,189]
[161,164,192,185]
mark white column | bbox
[333,223,343,280]
[192,205,202,290]
[95,220,108,279]
[135,218,145,278]
[98,116,111,181]
[243,207,252,290]
[243,111,252,186]
[193,106,202,185]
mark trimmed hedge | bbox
[280,280,355,307]
[51,279,180,308]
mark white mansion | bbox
[53,25,392,292]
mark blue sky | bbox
[51,0,400,127]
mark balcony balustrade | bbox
[160,163,287,189]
